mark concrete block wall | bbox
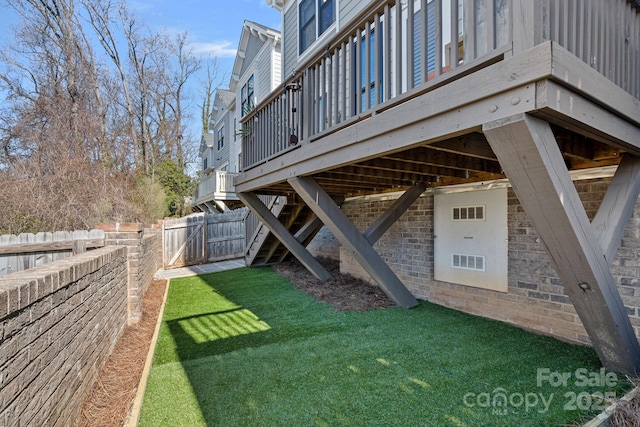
[339,178,640,345]
[0,246,129,426]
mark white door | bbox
[434,187,508,292]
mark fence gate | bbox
[162,214,207,268]
[205,209,245,262]
[162,211,246,269]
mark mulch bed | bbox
[271,256,394,311]
[74,279,167,427]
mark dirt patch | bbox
[272,257,394,311]
[74,279,167,427]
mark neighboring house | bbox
[239,0,640,375]
[193,20,281,213]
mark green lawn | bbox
[139,267,628,426]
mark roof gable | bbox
[230,20,281,91]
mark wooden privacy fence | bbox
[0,229,105,276]
[162,211,245,269]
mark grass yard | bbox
[139,267,629,426]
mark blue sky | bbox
[0,0,281,79]
[126,0,281,78]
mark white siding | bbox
[272,48,282,89]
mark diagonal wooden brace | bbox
[483,113,640,375]
[237,191,332,282]
[288,176,419,308]
[363,183,426,245]
[591,153,640,265]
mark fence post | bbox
[72,239,86,255]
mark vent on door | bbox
[452,205,485,221]
[452,253,485,271]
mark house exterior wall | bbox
[282,4,297,78]
[339,0,368,29]
[241,36,264,77]
[254,42,277,102]
[213,109,232,170]
[272,47,282,89]
[336,178,640,345]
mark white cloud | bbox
[188,41,237,58]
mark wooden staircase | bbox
[245,195,327,266]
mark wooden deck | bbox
[236,42,639,196]
[236,0,640,375]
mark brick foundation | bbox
[337,178,640,345]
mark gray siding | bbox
[340,0,369,26]
[241,36,264,77]
[283,4,297,78]
[214,110,232,169]
[256,46,274,101]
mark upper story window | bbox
[299,0,335,54]
[203,156,208,171]
[241,75,255,117]
[217,126,225,150]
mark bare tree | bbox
[83,0,140,169]
[200,56,220,134]
[0,0,206,231]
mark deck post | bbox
[288,176,419,308]
[237,191,332,282]
[483,113,640,375]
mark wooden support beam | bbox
[294,215,324,243]
[483,113,640,375]
[294,196,345,244]
[591,153,640,265]
[288,176,418,308]
[236,192,332,282]
[363,183,426,245]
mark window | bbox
[299,0,335,53]
[203,157,208,171]
[217,126,225,150]
[241,75,254,117]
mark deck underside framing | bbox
[236,41,640,373]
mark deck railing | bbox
[241,0,640,171]
[194,170,240,203]
[544,0,640,98]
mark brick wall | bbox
[97,224,162,324]
[307,226,340,259]
[0,246,129,426]
[339,178,640,345]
